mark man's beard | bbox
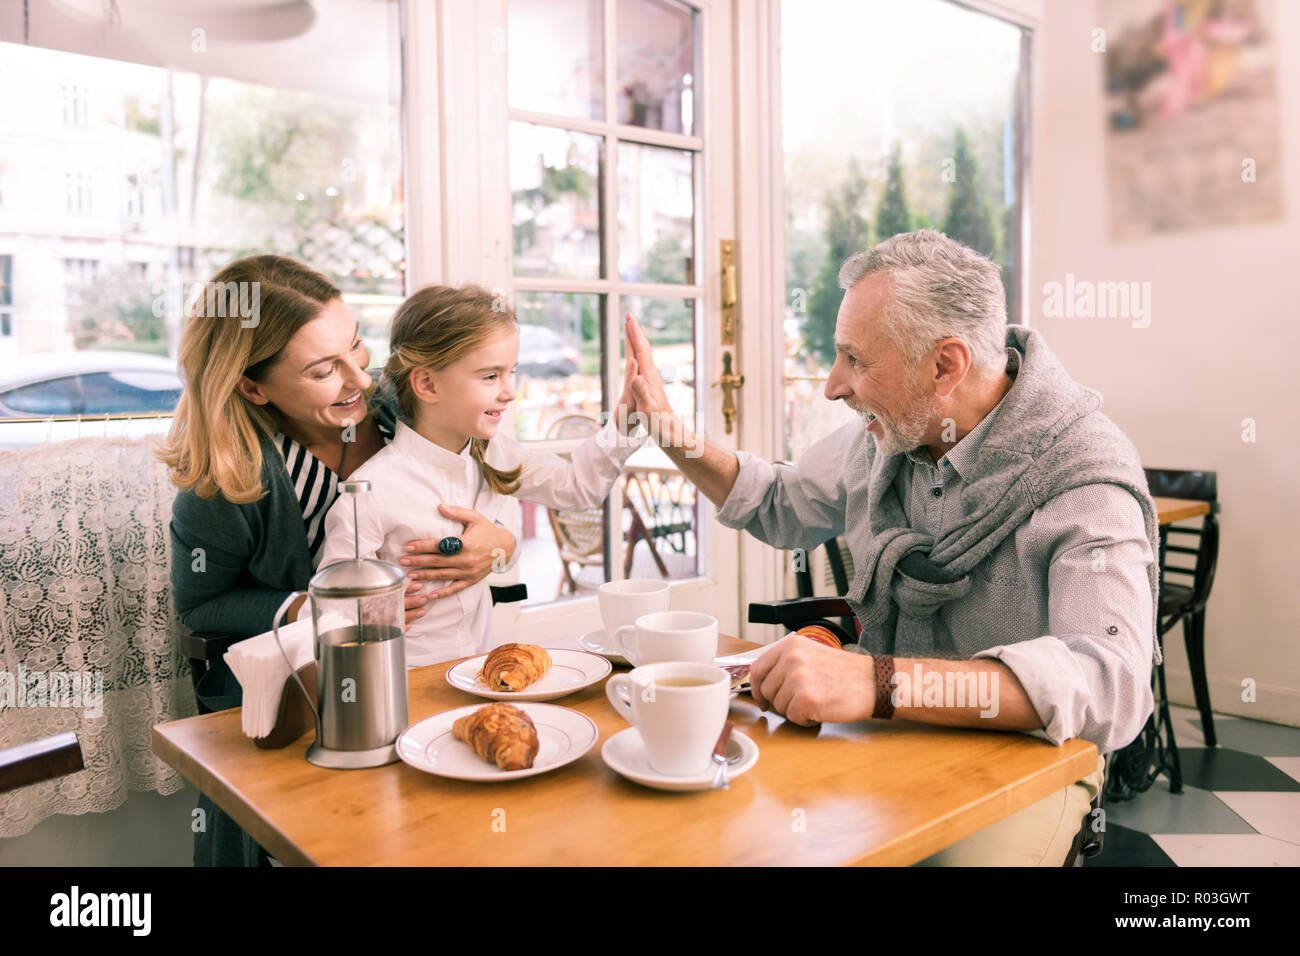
[850,386,938,457]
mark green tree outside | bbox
[874,142,913,242]
[802,158,870,369]
[940,126,997,260]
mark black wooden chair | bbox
[748,574,1106,866]
[185,583,530,714]
[792,536,857,639]
[0,732,84,794]
[1145,468,1220,746]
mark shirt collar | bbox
[905,346,1022,478]
[392,419,473,472]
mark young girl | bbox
[318,284,646,667]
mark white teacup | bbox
[605,662,731,776]
[611,610,718,667]
[597,579,671,637]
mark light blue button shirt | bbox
[718,349,1156,754]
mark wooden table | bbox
[1154,497,1210,525]
[153,637,1097,866]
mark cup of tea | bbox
[605,661,731,776]
[597,579,671,639]
[610,610,718,667]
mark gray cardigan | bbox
[169,387,401,638]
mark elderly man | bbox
[624,229,1159,866]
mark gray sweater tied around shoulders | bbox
[845,325,1162,667]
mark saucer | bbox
[578,628,629,665]
[447,648,611,701]
[600,727,759,791]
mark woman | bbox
[157,255,516,865]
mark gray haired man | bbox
[623,229,1159,866]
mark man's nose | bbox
[824,362,850,402]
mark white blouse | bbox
[318,416,646,668]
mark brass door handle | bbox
[712,350,744,435]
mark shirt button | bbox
[931,487,942,498]
[1107,625,1119,635]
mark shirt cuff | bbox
[593,412,649,457]
[716,450,777,528]
[971,636,1092,747]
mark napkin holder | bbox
[254,662,318,750]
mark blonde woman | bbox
[319,284,646,667]
[157,256,515,864]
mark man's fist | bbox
[748,635,875,726]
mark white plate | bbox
[397,702,598,781]
[577,628,629,665]
[601,727,759,791]
[446,647,612,701]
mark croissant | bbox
[452,703,540,770]
[479,643,552,692]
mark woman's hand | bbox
[403,577,430,623]
[399,504,518,602]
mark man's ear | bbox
[410,367,439,405]
[931,338,972,398]
[235,376,270,406]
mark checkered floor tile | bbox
[1084,704,1300,867]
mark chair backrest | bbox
[546,414,601,440]
[1145,467,1220,612]
[549,505,604,556]
[0,732,83,794]
[542,414,606,556]
[794,536,852,598]
[1143,467,1217,502]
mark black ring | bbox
[437,536,463,556]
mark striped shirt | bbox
[275,417,396,568]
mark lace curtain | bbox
[0,434,197,838]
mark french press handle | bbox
[271,590,319,724]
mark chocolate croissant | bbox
[452,703,540,771]
[479,643,552,692]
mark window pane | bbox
[511,123,604,280]
[513,292,603,442]
[617,0,695,135]
[509,0,605,120]
[617,143,694,283]
[514,386,611,604]
[1,377,80,415]
[0,2,404,423]
[781,0,1025,466]
[78,371,183,415]
[620,294,699,581]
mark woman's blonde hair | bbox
[156,255,344,502]
[384,284,522,495]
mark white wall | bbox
[1030,1,1300,726]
